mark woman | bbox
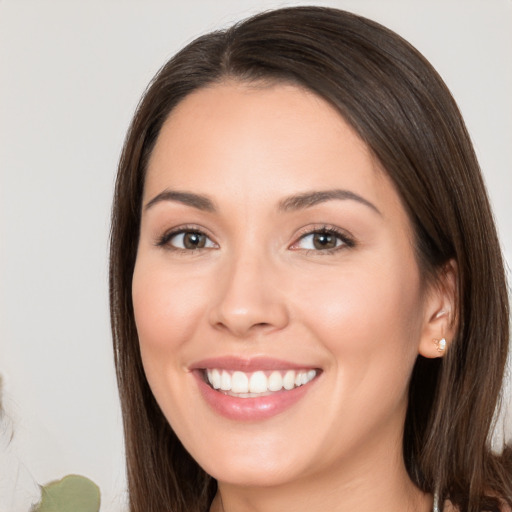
[109,6,511,512]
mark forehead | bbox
[144,81,405,223]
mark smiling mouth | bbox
[202,368,319,398]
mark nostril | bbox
[212,319,275,337]
[207,278,290,336]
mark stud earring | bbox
[434,337,446,352]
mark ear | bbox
[418,259,458,359]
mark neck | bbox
[210,422,433,512]
[212,469,431,512]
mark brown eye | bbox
[162,230,216,250]
[292,228,354,252]
[312,232,337,250]
[183,232,207,249]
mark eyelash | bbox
[155,225,217,254]
[155,224,355,254]
[290,225,355,255]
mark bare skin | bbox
[133,81,455,512]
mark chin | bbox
[204,460,303,488]
[186,432,321,489]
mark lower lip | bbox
[194,372,315,421]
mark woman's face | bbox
[132,82,437,488]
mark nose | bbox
[208,251,289,338]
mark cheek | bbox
[131,257,217,436]
[131,258,208,368]
[293,256,424,375]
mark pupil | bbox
[184,232,205,249]
[313,233,335,250]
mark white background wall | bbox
[1,1,511,511]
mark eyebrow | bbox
[144,188,381,215]
[278,189,381,215]
[144,190,216,212]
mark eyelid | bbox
[155,224,219,250]
[289,224,355,252]
[154,223,354,254]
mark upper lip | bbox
[189,356,319,372]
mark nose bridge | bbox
[209,241,289,337]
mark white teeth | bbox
[249,371,268,393]
[268,371,283,391]
[220,370,231,391]
[283,370,295,390]
[231,371,249,393]
[205,368,317,395]
[210,369,221,389]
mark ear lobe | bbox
[418,259,458,359]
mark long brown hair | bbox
[110,6,511,511]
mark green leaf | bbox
[32,474,100,512]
